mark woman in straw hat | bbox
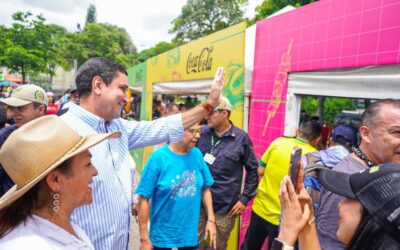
[0,115,120,249]
[271,163,400,250]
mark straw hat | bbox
[0,115,121,209]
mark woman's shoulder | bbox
[0,221,51,249]
[190,147,203,157]
[0,217,94,250]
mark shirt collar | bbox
[283,136,311,145]
[68,103,111,130]
[205,121,236,138]
[29,215,90,246]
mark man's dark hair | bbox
[75,57,127,97]
[361,99,400,128]
[299,119,321,141]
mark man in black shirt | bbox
[197,96,258,250]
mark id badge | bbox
[204,153,216,165]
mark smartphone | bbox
[289,147,302,187]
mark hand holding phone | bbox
[289,147,302,191]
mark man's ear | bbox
[295,128,300,138]
[310,136,321,148]
[38,104,46,115]
[92,76,103,95]
[359,125,371,144]
[222,110,229,118]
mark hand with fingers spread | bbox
[205,220,217,249]
[228,201,246,217]
[278,176,312,246]
[207,67,225,107]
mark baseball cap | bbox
[213,96,232,111]
[1,84,48,107]
[70,86,78,94]
[332,124,358,145]
[319,163,400,243]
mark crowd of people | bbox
[0,56,399,250]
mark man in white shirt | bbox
[61,57,225,250]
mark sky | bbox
[0,0,263,52]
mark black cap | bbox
[332,124,358,145]
[319,163,400,243]
[70,86,78,94]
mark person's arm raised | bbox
[181,67,225,129]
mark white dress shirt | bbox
[60,103,183,250]
[0,215,94,250]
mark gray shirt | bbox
[317,154,367,250]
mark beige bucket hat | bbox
[0,115,121,209]
[1,84,48,107]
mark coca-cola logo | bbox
[186,46,213,74]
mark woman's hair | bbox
[347,210,400,250]
[0,158,73,238]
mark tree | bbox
[301,96,356,123]
[69,23,137,68]
[169,0,248,43]
[0,12,70,84]
[85,4,97,27]
[137,41,181,63]
[45,24,72,83]
[254,0,316,21]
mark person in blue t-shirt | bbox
[136,123,216,250]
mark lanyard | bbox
[352,146,377,167]
[210,135,221,154]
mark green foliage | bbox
[301,96,318,116]
[301,96,356,123]
[85,4,97,27]
[324,98,356,123]
[169,0,248,42]
[137,41,182,63]
[254,0,315,21]
[0,12,70,84]
[0,11,137,84]
[69,23,137,68]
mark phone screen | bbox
[289,147,302,187]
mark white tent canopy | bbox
[153,78,212,94]
[284,64,400,136]
[288,64,400,99]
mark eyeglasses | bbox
[188,128,201,136]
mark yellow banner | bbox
[146,22,246,128]
[143,23,247,250]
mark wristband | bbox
[207,220,216,223]
[201,102,212,112]
[271,238,294,250]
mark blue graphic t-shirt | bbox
[136,145,214,248]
